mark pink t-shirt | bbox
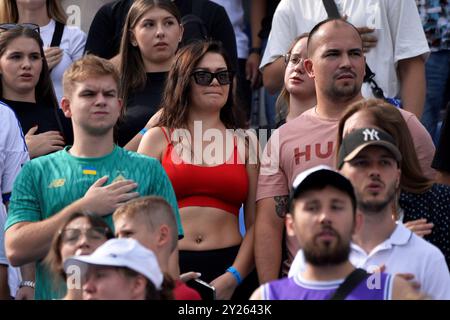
[257,107,436,275]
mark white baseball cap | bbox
[64,238,163,289]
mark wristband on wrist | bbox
[226,266,242,285]
[139,128,148,135]
[19,280,35,289]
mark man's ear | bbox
[157,224,170,248]
[285,213,296,237]
[303,58,315,78]
[61,97,72,118]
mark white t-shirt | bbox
[0,102,29,297]
[261,0,430,98]
[40,19,86,105]
[210,0,249,59]
[289,223,450,299]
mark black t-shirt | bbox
[432,104,450,172]
[115,72,167,147]
[85,0,238,70]
[2,99,73,145]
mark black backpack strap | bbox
[192,0,204,19]
[322,0,341,18]
[190,0,208,39]
[329,268,369,300]
[50,21,65,47]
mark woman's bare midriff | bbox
[178,206,243,251]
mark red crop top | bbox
[160,128,249,216]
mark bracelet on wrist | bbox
[226,266,242,285]
[139,128,148,135]
[19,280,35,289]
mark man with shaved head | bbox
[255,18,435,284]
[260,0,429,119]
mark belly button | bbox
[195,235,203,244]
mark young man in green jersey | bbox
[5,55,183,300]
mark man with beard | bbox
[251,165,421,300]
[337,128,450,299]
[255,18,435,284]
[289,128,450,299]
[4,55,183,300]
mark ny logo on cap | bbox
[362,128,380,141]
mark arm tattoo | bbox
[274,196,289,218]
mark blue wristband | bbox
[139,128,148,135]
[226,266,242,285]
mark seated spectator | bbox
[337,98,450,267]
[44,212,114,300]
[113,196,201,300]
[64,238,173,300]
[115,0,183,149]
[0,0,87,105]
[0,24,73,158]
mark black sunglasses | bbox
[192,70,233,86]
[0,23,40,33]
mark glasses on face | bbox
[284,53,304,67]
[191,70,233,86]
[60,227,109,244]
[0,23,40,34]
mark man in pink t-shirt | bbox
[254,18,436,284]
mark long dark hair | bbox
[0,27,59,109]
[337,99,434,193]
[157,40,244,129]
[119,0,181,111]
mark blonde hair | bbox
[63,54,120,97]
[113,196,178,252]
[275,33,310,119]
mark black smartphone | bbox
[186,278,216,300]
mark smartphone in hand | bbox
[186,278,216,300]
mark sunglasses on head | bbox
[0,23,40,33]
[192,70,233,86]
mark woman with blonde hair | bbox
[337,98,450,268]
[275,33,315,126]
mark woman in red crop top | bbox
[138,41,258,300]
